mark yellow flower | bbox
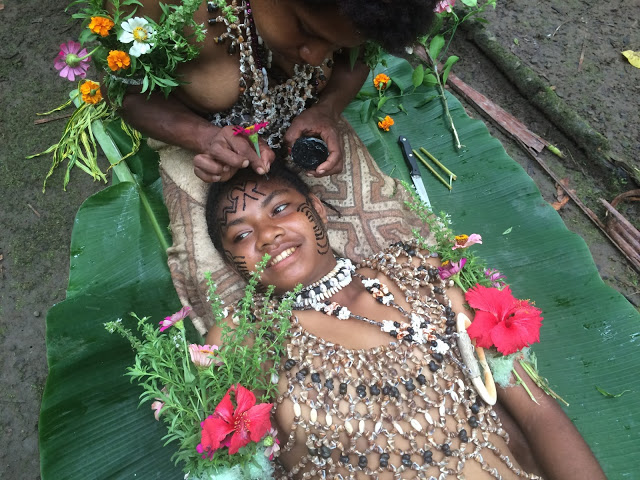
[107,50,131,71]
[377,115,394,131]
[80,80,103,104]
[373,73,391,90]
[88,16,115,37]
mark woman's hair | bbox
[206,162,317,255]
[302,0,438,52]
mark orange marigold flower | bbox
[377,115,394,131]
[80,80,103,104]
[373,73,391,90]
[107,50,131,71]
[88,16,115,37]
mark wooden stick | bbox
[412,149,452,190]
[600,199,640,243]
[419,147,457,180]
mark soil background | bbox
[0,0,638,478]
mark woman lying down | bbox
[204,163,606,480]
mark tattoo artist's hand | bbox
[193,125,276,183]
[285,105,344,177]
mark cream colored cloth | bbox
[157,119,430,334]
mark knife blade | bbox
[398,135,431,207]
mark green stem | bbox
[512,368,540,404]
[70,91,171,253]
[77,46,101,62]
[424,51,463,150]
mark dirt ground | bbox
[0,0,638,478]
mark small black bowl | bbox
[290,137,329,170]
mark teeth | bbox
[269,247,295,266]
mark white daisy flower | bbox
[119,17,155,57]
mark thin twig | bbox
[27,203,41,217]
[578,33,588,72]
[34,113,73,125]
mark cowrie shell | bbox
[410,419,423,432]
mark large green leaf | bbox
[39,124,183,478]
[40,56,640,479]
[346,56,640,476]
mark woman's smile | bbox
[267,246,297,268]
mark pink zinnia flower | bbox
[233,122,269,158]
[54,41,91,81]
[438,258,466,279]
[197,384,273,456]
[188,344,220,368]
[485,268,507,288]
[465,285,543,355]
[452,233,482,250]
[434,0,456,14]
[159,306,191,332]
[151,387,168,420]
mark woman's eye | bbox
[274,203,288,214]
[233,231,250,243]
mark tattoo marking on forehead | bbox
[298,200,329,254]
[218,181,267,226]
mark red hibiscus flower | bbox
[465,284,543,355]
[197,384,272,456]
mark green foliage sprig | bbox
[105,255,299,477]
[401,180,495,291]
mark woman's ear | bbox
[309,193,329,225]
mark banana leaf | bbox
[39,124,184,478]
[39,55,640,479]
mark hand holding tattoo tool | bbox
[398,135,431,207]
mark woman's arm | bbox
[284,54,370,177]
[497,362,607,480]
[117,91,272,182]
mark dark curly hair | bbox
[301,0,438,52]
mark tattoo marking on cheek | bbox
[224,249,251,279]
[298,200,330,254]
[218,181,267,226]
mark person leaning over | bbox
[109,0,438,182]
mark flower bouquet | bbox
[405,184,567,405]
[31,0,207,190]
[105,259,296,479]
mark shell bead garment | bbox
[206,0,325,148]
[259,240,540,479]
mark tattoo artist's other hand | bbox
[193,125,276,183]
[285,105,344,177]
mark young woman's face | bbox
[250,0,363,67]
[217,177,335,293]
